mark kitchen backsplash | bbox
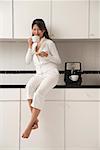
[0,40,100,85]
[0,40,100,71]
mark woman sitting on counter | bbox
[22,18,61,138]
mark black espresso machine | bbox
[64,62,82,86]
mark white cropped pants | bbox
[26,68,59,110]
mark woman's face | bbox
[32,24,45,38]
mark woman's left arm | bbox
[36,40,61,65]
[46,41,61,65]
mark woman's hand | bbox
[36,51,48,57]
[28,38,33,49]
[36,42,41,51]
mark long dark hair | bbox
[31,18,51,39]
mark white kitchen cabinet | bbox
[89,0,100,38]
[0,0,100,39]
[20,101,64,150]
[0,88,20,101]
[0,101,20,150]
[14,0,51,39]
[65,101,100,150]
[65,89,100,150]
[65,88,100,101]
[51,0,88,39]
[0,0,12,38]
[0,88,20,150]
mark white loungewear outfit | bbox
[25,37,61,110]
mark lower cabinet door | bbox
[20,101,64,150]
[0,101,19,150]
[65,101,100,150]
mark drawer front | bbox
[21,88,64,101]
[65,89,100,101]
[0,88,20,101]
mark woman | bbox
[22,18,61,138]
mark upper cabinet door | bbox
[51,0,89,39]
[14,0,51,39]
[0,0,12,38]
[89,0,100,38]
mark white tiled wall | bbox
[0,40,100,85]
[0,40,100,71]
[0,41,35,70]
[56,40,100,71]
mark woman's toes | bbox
[22,128,32,138]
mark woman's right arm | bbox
[25,38,37,64]
[25,48,33,64]
[25,38,33,64]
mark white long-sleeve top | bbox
[25,37,61,74]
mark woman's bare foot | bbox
[22,106,40,138]
[32,119,39,129]
[22,126,32,138]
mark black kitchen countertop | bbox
[0,84,100,88]
[1,70,100,88]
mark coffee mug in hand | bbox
[32,35,40,43]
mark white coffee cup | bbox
[69,75,79,81]
[32,35,40,43]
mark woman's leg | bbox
[31,72,59,110]
[22,107,40,138]
[25,75,42,131]
[26,75,42,100]
[28,99,33,112]
[28,99,39,129]
[22,71,59,138]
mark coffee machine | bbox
[64,62,82,86]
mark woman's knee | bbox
[26,81,34,91]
